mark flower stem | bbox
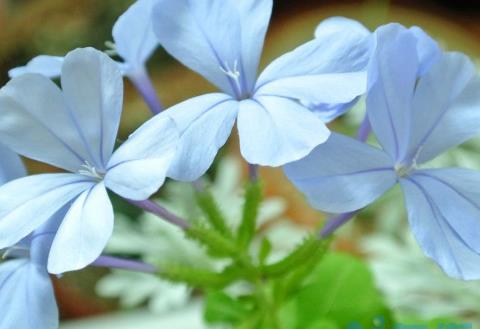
[92,255,156,273]
[319,211,359,238]
[127,199,191,230]
[357,114,371,142]
[248,164,259,182]
[128,67,163,114]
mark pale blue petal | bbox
[112,0,158,73]
[0,74,89,172]
[0,260,58,329]
[303,97,359,123]
[232,0,272,92]
[61,48,124,170]
[0,143,26,184]
[105,114,179,200]
[284,133,396,213]
[238,96,330,166]
[256,19,371,88]
[152,0,245,96]
[165,93,238,181]
[48,182,113,274]
[255,71,366,105]
[8,55,63,79]
[407,53,480,164]
[400,173,480,280]
[0,173,94,249]
[409,26,441,75]
[366,23,419,161]
[314,16,370,39]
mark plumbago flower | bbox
[285,23,480,280]
[0,47,179,274]
[8,0,162,112]
[149,0,372,181]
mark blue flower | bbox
[0,47,179,274]
[150,0,372,181]
[285,24,480,280]
[8,0,158,79]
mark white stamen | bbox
[78,161,104,180]
[220,60,243,96]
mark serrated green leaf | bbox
[237,181,263,249]
[195,190,232,238]
[259,238,273,265]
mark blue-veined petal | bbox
[48,182,113,274]
[61,48,124,170]
[0,143,26,184]
[0,260,58,329]
[237,96,330,166]
[152,0,245,96]
[303,97,359,123]
[0,173,94,249]
[284,133,396,213]
[256,18,371,89]
[400,171,480,280]
[409,26,441,75]
[255,71,366,105]
[8,55,63,79]
[407,52,480,164]
[112,0,158,73]
[232,0,272,92]
[105,114,179,200]
[165,93,238,181]
[366,23,419,161]
[0,74,90,172]
[314,16,370,40]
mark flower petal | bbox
[48,182,113,274]
[407,52,480,164]
[61,48,124,170]
[0,74,89,171]
[0,173,94,249]
[255,71,366,105]
[112,0,158,72]
[0,260,58,329]
[232,0,272,92]
[409,26,441,75]
[0,143,26,184]
[284,133,396,213]
[366,23,419,161]
[237,96,330,166]
[105,114,179,200]
[8,55,63,79]
[303,98,359,123]
[400,172,480,280]
[256,17,371,88]
[314,16,370,39]
[152,0,245,96]
[164,93,238,181]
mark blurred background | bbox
[1,0,480,328]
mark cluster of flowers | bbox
[1,0,480,328]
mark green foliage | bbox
[204,291,252,324]
[279,253,394,329]
[195,190,232,238]
[237,181,263,249]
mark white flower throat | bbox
[220,60,246,99]
[78,161,104,180]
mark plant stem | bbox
[91,255,156,273]
[127,199,191,230]
[319,211,359,238]
[128,67,164,114]
[357,113,372,142]
[248,164,258,182]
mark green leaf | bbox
[195,190,232,238]
[280,253,393,329]
[186,224,238,258]
[204,291,251,325]
[237,181,263,249]
[259,238,273,265]
[158,263,238,288]
[262,236,329,277]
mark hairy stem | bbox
[128,67,164,114]
[91,255,156,273]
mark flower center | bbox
[78,161,104,180]
[394,162,415,178]
[220,60,249,99]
